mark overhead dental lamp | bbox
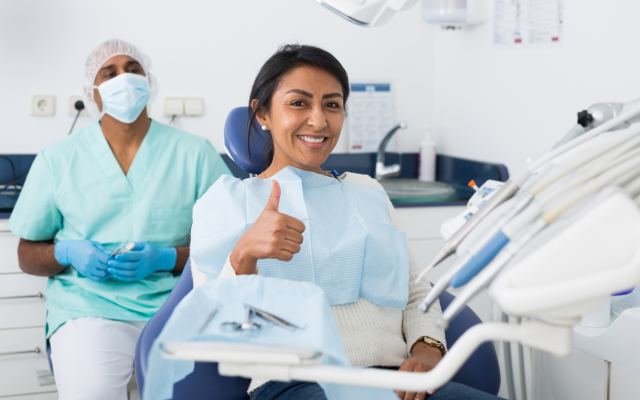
[315,0,486,28]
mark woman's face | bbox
[257,65,345,174]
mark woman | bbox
[191,45,501,400]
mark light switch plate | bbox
[184,97,204,116]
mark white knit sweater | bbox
[191,172,446,389]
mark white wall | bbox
[429,0,640,176]
[0,0,439,155]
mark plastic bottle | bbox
[418,126,436,182]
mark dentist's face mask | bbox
[95,72,150,123]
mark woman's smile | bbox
[297,134,329,148]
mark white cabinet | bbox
[529,348,609,400]
[0,274,47,329]
[0,328,56,398]
[395,206,493,321]
[0,220,56,399]
[0,231,20,273]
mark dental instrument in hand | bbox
[111,241,135,256]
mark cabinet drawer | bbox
[529,348,608,400]
[0,274,47,329]
[1,392,58,399]
[0,327,56,397]
[0,232,20,274]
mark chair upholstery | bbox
[223,107,272,175]
[439,291,500,395]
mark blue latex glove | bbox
[106,242,177,282]
[54,240,110,281]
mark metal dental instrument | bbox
[220,304,303,333]
[198,308,219,334]
[221,307,262,333]
[415,103,640,283]
[245,304,304,331]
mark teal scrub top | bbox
[9,120,231,337]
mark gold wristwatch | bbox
[413,336,446,357]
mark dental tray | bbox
[161,341,324,366]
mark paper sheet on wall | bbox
[494,0,563,46]
[347,83,397,153]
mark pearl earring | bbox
[261,124,268,131]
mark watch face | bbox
[421,337,445,355]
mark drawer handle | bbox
[0,346,42,357]
[0,292,45,301]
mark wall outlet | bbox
[164,97,184,116]
[31,95,56,116]
[68,96,88,117]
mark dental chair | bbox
[134,107,501,398]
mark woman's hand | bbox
[395,342,443,400]
[230,180,305,274]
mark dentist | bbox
[9,39,230,399]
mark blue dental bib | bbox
[191,167,408,309]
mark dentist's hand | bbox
[230,180,305,275]
[106,242,177,282]
[54,240,110,282]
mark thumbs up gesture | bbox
[230,180,306,275]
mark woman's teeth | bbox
[299,136,326,143]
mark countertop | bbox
[0,152,508,215]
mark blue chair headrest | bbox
[224,106,273,175]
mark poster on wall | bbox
[346,83,397,153]
[494,0,563,46]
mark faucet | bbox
[375,122,407,180]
